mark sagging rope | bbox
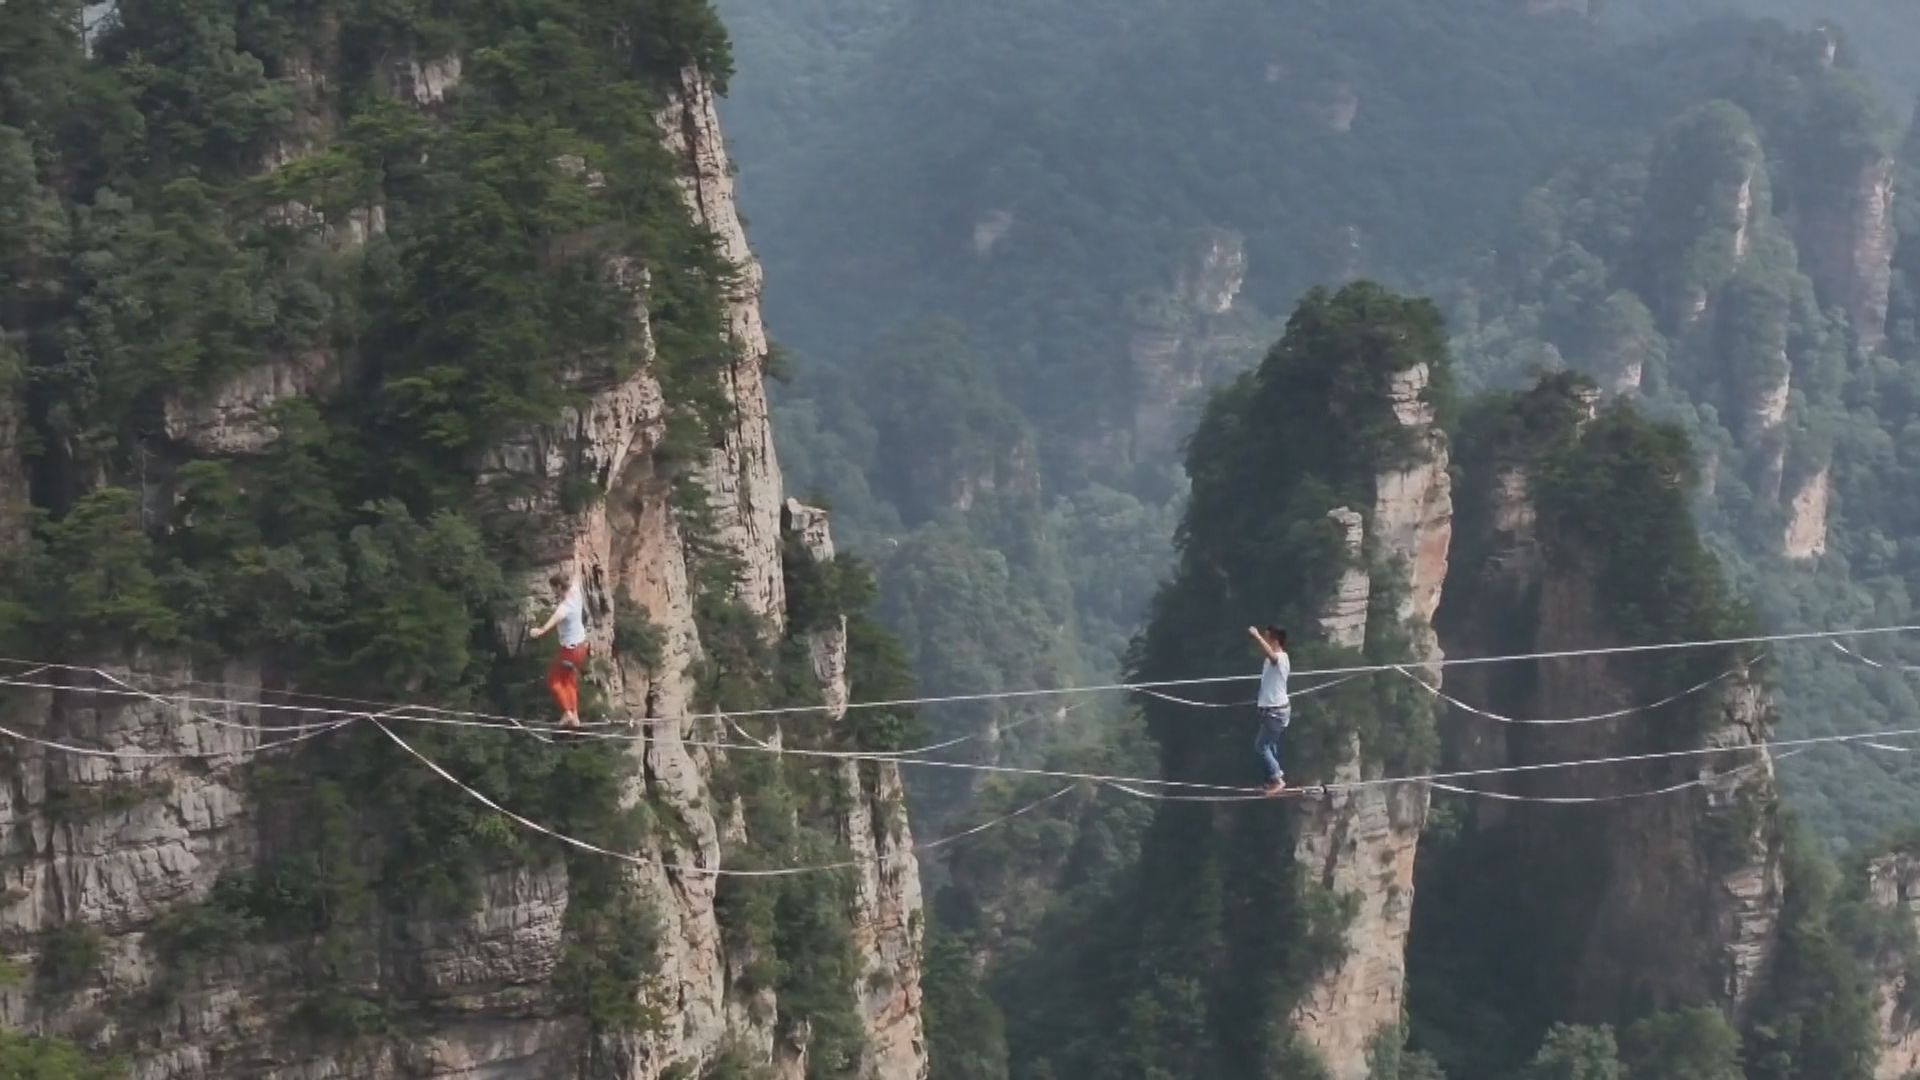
[1101,748,1798,804]
[6,622,1916,731]
[1131,672,1362,709]
[1391,659,1760,726]
[725,702,1085,760]
[374,717,1078,878]
[11,670,1920,798]
[0,716,353,760]
[1831,639,1920,672]
[0,680,1906,875]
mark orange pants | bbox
[547,643,590,715]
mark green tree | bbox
[1620,1008,1743,1080]
[0,1030,125,1079]
[1524,1025,1625,1080]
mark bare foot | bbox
[1262,779,1286,797]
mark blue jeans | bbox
[1255,705,1290,783]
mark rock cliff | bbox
[1864,851,1920,1079]
[1433,380,1784,1020]
[1128,229,1268,461]
[1793,154,1897,354]
[1288,363,1450,1080]
[0,38,928,1080]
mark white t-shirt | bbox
[1257,652,1290,709]
[556,584,587,648]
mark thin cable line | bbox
[1392,659,1758,726]
[0,658,539,726]
[732,702,1086,759]
[5,682,1919,872]
[9,671,1920,798]
[0,717,353,760]
[5,621,1915,729]
[373,717,1076,878]
[1132,673,1360,709]
[1831,639,1920,672]
[1425,748,1797,804]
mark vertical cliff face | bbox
[1639,106,1766,332]
[1288,363,1450,1080]
[1864,852,1920,1079]
[0,26,928,1080]
[1430,380,1783,1024]
[0,364,24,547]
[656,68,788,627]
[1794,154,1897,353]
[1782,464,1832,560]
[1129,229,1266,461]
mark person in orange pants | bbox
[529,565,589,728]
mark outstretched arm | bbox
[1247,626,1280,662]
[530,606,562,639]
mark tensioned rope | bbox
[6,622,1916,730]
[11,671,1920,802]
[0,634,1797,768]
[1,668,1093,770]
[2,679,1916,875]
[1100,747,1801,803]
[0,716,354,760]
[0,670,1763,795]
[7,648,1758,759]
[0,659,607,732]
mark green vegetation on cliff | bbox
[0,0,913,1065]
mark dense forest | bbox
[10,0,1920,1077]
[0,0,929,1075]
[709,0,1920,1078]
[715,0,1920,841]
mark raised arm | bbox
[1247,625,1280,662]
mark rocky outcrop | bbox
[656,67,786,628]
[1372,365,1453,667]
[161,351,343,457]
[1865,851,1920,1079]
[1568,667,1782,1012]
[0,59,929,1080]
[785,500,849,716]
[839,763,927,1080]
[1129,230,1266,460]
[0,352,27,548]
[1434,384,1784,1021]
[1288,362,1449,1080]
[1783,464,1831,559]
[779,499,924,1075]
[1309,82,1360,134]
[1173,230,1246,316]
[970,210,1013,257]
[1641,108,1765,331]
[1794,155,1897,352]
[899,434,1040,518]
[1319,509,1370,650]
[1290,751,1428,1079]
[385,55,463,108]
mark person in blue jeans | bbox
[1248,625,1291,795]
